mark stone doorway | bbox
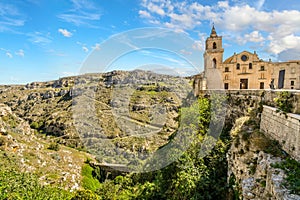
[240,79,248,89]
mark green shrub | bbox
[48,142,60,151]
[81,164,101,192]
[71,190,100,200]
[0,167,73,199]
[274,91,293,113]
[30,121,40,129]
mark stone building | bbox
[195,26,300,93]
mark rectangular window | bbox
[260,82,264,89]
[249,63,252,69]
[225,67,229,72]
[291,81,295,86]
[224,83,229,89]
[236,63,240,70]
[278,70,285,89]
[260,66,265,71]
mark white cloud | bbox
[139,10,151,18]
[192,41,204,51]
[0,48,16,58]
[58,28,72,37]
[0,2,26,32]
[243,31,265,43]
[58,0,101,27]
[139,0,300,60]
[147,2,165,16]
[6,52,12,58]
[70,0,96,10]
[82,46,89,52]
[76,41,89,52]
[217,1,229,9]
[92,43,101,51]
[15,49,25,57]
[28,32,52,45]
[268,34,300,54]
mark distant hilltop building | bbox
[194,26,300,94]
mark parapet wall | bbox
[225,90,300,114]
[260,105,300,161]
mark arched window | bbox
[213,42,217,49]
[213,58,217,68]
[249,63,252,69]
[225,75,229,80]
[236,63,240,70]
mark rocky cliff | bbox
[227,115,300,199]
[0,70,194,168]
[0,103,92,191]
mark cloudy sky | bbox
[1,0,300,84]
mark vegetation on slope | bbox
[0,151,73,200]
[74,96,232,199]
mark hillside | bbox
[0,70,194,170]
[0,70,299,199]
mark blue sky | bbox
[1,0,300,84]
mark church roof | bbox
[210,25,217,37]
[223,56,234,64]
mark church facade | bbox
[194,26,300,93]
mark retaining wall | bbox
[260,105,300,161]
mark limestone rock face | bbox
[0,103,91,191]
[0,103,12,116]
[0,70,191,167]
[227,116,300,200]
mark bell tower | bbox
[204,25,224,71]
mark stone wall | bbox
[225,90,300,114]
[260,105,300,161]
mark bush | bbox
[81,164,101,192]
[274,91,293,113]
[0,167,73,199]
[30,121,40,129]
[71,190,99,200]
[48,142,60,151]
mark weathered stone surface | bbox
[228,116,300,200]
[260,105,300,161]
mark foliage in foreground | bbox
[0,167,73,200]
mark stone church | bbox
[194,26,300,94]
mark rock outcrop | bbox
[227,116,300,199]
[0,103,92,191]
